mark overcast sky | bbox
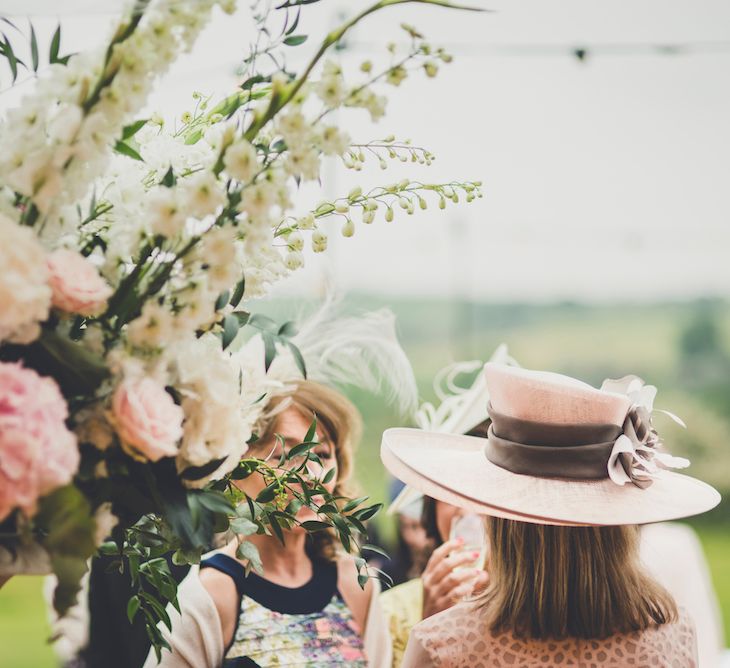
[2,0,729,302]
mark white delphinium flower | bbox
[147,187,186,238]
[277,110,310,147]
[240,238,289,300]
[184,171,227,218]
[284,146,320,181]
[318,125,351,156]
[316,61,347,108]
[238,180,277,221]
[347,89,387,121]
[176,281,219,331]
[47,104,84,146]
[0,214,52,344]
[126,300,177,349]
[199,226,242,292]
[139,128,213,179]
[223,138,259,182]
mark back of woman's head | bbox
[480,517,677,640]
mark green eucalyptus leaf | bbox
[230,516,258,536]
[343,496,369,513]
[232,310,250,326]
[184,128,203,145]
[195,490,235,515]
[114,140,144,162]
[299,520,331,532]
[283,34,307,46]
[322,467,336,484]
[248,313,278,332]
[263,332,276,372]
[180,457,227,481]
[221,314,240,350]
[353,503,382,522]
[229,278,246,308]
[285,341,307,378]
[122,119,148,140]
[303,417,317,445]
[277,321,298,337]
[161,166,176,187]
[240,74,267,91]
[215,290,230,311]
[49,24,61,62]
[256,482,278,503]
[127,595,141,623]
[236,540,263,574]
[362,543,389,560]
[286,441,314,460]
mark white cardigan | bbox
[142,563,392,668]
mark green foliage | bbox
[33,486,96,616]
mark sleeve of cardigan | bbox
[363,575,394,668]
[142,566,224,668]
[400,630,436,668]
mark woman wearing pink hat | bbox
[382,363,721,667]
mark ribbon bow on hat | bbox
[602,375,689,488]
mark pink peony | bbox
[46,248,113,317]
[111,377,184,462]
[0,362,79,521]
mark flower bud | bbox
[385,207,394,222]
[298,213,316,230]
[288,232,304,251]
[348,186,363,200]
[285,251,304,270]
[424,61,439,78]
[335,202,349,214]
[341,219,355,237]
[312,230,328,253]
[360,60,373,73]
[418,197,427,210]
[439,196,446,210]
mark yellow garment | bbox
[379,578,423,668]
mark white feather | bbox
[292,298,418,419]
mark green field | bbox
[2,297,729,667]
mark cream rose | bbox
[111,377,184,462]
[46,248,113,317]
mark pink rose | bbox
[0,362,79,521]
[46,248,113,317]
[111,377,184,462]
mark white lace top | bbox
[402,601,697,667]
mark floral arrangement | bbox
[0,0,481,656]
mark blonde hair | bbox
[255,380,362,559]
[479,517,677,640]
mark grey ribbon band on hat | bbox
[485,403,656,486]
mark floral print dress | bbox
[200,553,368,667]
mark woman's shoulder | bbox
[409,604,698,667]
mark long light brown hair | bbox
[478,517,677,639]
[255,380,362,560]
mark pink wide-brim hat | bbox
[381,363,721,526]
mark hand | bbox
[421,538,489,619]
